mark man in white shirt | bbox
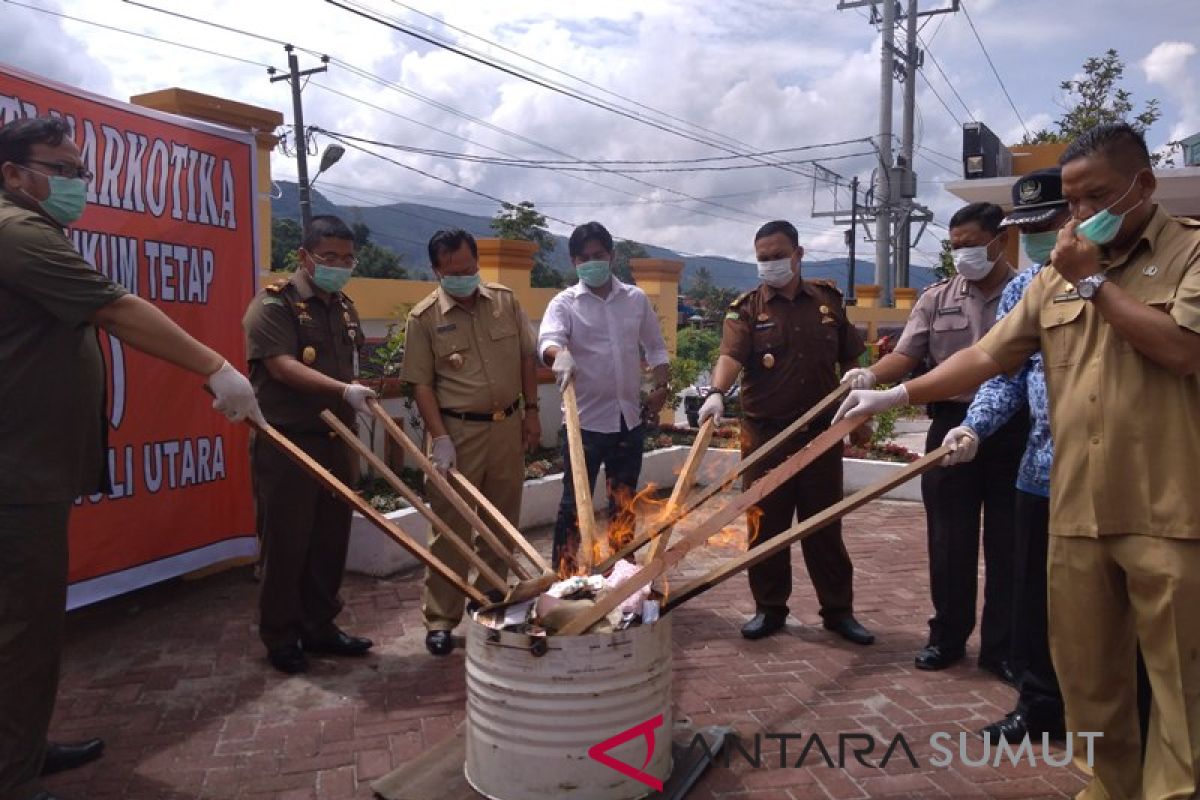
[538,222,671,571]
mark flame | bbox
[704,505,763,552]
[555,482,665,579]
[746,504,765,547]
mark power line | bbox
[959,0,1030,139]
[6,1,277,69]
[917,36,974,120]
[917,68,963,127]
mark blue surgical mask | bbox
[18,167,87,226]
[1077,174,1144,246]
[440,273,480,297]
[311,261,353,293]
[576,260,611,288]
[1020,230,1058,264]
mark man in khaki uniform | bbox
[1,116,260,800]
[837,122,1200,800]
[844,203,1027,679]
[401,229,540,656]
[243,214,377,675]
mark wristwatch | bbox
[1076,272,1108,301]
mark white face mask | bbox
[951,234,1000,281]
[757,257,794,288]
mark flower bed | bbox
[844,441,921,463]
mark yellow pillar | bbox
[130,88,284,273]
[893,287,918,310]
[631,258,682,425]
[476,238,537,290]
[855,284,882,308]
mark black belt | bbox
[441,400,519,423]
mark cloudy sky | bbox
[3,0,1198,268]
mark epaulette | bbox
[1176,216,1200,229]
[922,277,951,294]
[809,278,844,296]
[410,290,439,315]
[264,278,289,294]
[484,281,513,293]
[729,289,755,308]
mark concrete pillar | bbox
[855,284,882,308]
[893,287,918,310]
[130,88,283,273]
[630,258,682,425]
[476,238,537,289]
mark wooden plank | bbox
[321,411,508,592]
[370,722,474,800]
[595,382,852,572]
[562,381,597,573]
[663,445,951,612]
[368,400,532,580]
[557,417,864,636]
[644,418,714,563]
[251,419,488,605]
[449,468,552,575]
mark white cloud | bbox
[1142,41,1200,153]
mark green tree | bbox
[491,201,563,288]
[348,222,407,279]
[935,238,956,280]
[270,217,302,272]
[613,239,647,283]
[675,327,720,366]
[684,266,738,322]
[1022,49,1178,165]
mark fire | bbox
[746,505,765,547]
[555,482,665,579]
[705,504,763,551]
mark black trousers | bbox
[922,402,1028,663]
[1010,491,1063,721]
[741,418,854,622]
[552,421,645,572]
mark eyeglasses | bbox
[23,159,94,181]
[313,254,359,269]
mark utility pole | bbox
[847,175,859,303]
[897,0,919,290]
[270,45,328,239]
[875,0,895,305]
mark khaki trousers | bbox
[1048,534,1200,800]
[422,413,522,631]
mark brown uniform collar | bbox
[436,281,494,314]
[1103,204,1169,271]
[761,279,824,304]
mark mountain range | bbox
[271,181,938,292]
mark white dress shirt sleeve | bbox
[537,292,571,361]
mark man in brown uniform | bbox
[837,123,1200,800]
[842,203,1027,680]
[400,229,540,656]
[243,214,377,675]
[697,220,873,644]
[1,117,260,800]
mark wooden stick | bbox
[368,400,532,580]
[320,411,508,592]
[250,419,487,605]
[663,445,951,612]
[449,468,552,575]
[562,381,597,573]
[644,418,715,563]
[556,417,864,635]
[595,382,852,572]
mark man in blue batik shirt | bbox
[941,168,1068,743]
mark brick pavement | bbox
[43,498,1087,799]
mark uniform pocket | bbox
[1040,300,1086,367]
[929,311,970,364]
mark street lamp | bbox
[311,144,345,187]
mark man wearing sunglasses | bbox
[242,214,377,675]
[0,116,261,800]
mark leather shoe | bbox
[979,658,1018,686]
[741,611,787,640]
[267,643,308,674]
[302,628,373,657]
[426,630,454,656]
[914,644,964,671]
[980,710,1065,743]
[823,617,875,645]
[41,738,104,776]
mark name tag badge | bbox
[1052,291,1081,304]
[936,305,964,316]
[753,322,776,331]
[436,323,457,334]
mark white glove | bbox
[342,383,377,414]
[841,367,878,390]
[431,435,457,475]
[697,392,725,426]
[207,360,264,425]
[833,385,909,424]
[551,348,577,391]
[941,425,980,466]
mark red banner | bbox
[0,64,259,607]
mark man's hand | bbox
[522,412,542,453]
[941,425,980,466]
[1051,218,1104,284]
[430,435,457,475]
[644,386,670,417]
[833,385,909,423]
[849,422,873,448]
[207,361,265,425]
[841,367,877,390]
[697,392,724,426]
[342,383,378,414]
[551,348,577,391]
